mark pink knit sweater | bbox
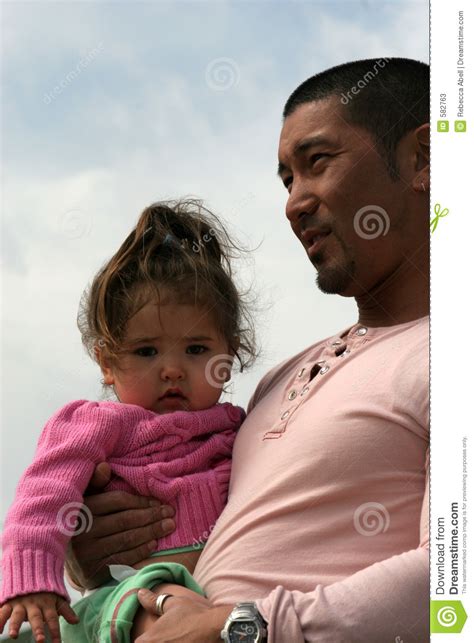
[0,400,244,604]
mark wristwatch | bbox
[221,601,268,642]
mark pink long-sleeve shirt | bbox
[194,316,429,642]
[1,401,244,604]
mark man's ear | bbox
[94,345,115,386]
[412,123,430,193]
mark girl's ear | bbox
[94,345,115,386]
[225,337,241,381]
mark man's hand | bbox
[134,588,233,643]
[65,463,176,590]
[0,592,78,643]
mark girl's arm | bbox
[0,400,127,604]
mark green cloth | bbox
[60,561,205,643]
[149,543,202,558]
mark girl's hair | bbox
[77,199,257,380]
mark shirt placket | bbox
[263,324,371,440]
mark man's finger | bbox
[84,462,112,494]
[137,589,177,615]
[99,536,161,568]
[70,538,164,588]
[73,520,174,568]
[102,518,176,555]
[82,490,171,517]
[81,504,174,539]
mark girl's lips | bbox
[160,388,184,400]
[159,395,188,410]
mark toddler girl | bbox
[0,199,256,642]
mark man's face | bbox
[278,97,412,297]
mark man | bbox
[67,57,429,642]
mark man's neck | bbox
[355,246,429,328]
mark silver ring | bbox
[155,593,173,616]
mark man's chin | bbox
[314,264,355,296]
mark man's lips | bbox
[301,228,331,257]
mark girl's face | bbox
[99,299,234,414]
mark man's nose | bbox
[160,363,185,381]
[285,182,318,225]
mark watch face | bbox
[229,620,258,642]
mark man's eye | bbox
[187,345,208,355]
[310,153,328,165]
[134,347,157,357]
[283,177,293,191]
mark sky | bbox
[1,0,429,620]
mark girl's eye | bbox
[134,347,157,357]
[186,345,208,355]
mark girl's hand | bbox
[0,592,78,643]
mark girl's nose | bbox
[160,364,185,381]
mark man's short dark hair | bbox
[283,58,429,179]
